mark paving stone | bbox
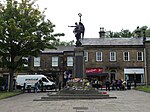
[0,90,150,112]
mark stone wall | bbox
[84,45,145,80]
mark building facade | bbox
[1,37,150,87]
[82,38,146,84]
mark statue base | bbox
[34,88,117,101]
[73,47,85,78]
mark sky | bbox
[25,0,150,41]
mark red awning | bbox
[86,72,109,77]
[86,68,108,77]
[86,68,103,73]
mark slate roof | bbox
[81,37,145,46]
[42,37,150,53]
[42,45,75,53]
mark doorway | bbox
[110,70,116,83]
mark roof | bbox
[42,46,75,53]
[81,37,145,46]
[42,37,150,53]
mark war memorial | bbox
[36,14,117,101]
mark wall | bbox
[84,45,145,80]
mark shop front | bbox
[86,68,109,83]
[124,68,144,84]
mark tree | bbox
[145,28,150,37]
[133,26,148,37]
[106,29,132,38]
[120,29,132,38]
[52,38,75,46]
[0,0,64,91]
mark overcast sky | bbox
[37,0,150,41]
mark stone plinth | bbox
[73,47,85,78]
[34,89,116,101]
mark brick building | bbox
[82,37,146,84]
[1,37,150,87]
[28,37,150,85]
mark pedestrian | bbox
[99,80,103,90]
[105,79,111,91]
[95,80,99,89]
[122,80,126,90]
[39,80,43,92]
[34,82,39,93]
[112,80,116,90]
[117,79,122,90]
[134,79,137,88]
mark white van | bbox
[16,75,56,90]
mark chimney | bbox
[99,27,105,38]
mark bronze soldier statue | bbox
[68,22,85,47]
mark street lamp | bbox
[78,13,82,22]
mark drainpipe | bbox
[144,48,148,86]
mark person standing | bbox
[134,79,137,88]
[34,82,39,93]
[112,80,116,90]
[105,79,111,91]
[98,80,103,90]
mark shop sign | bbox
[124,68,144,74]
[86,68,103,73]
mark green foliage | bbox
[135,86,150,93]
[133,26,147,37]
[120,29,133,37]
[0,90,22,100]
[52,38,75,46]
[0,77,6,86]
[0,0,64,90]
[0,0,64,70]
[107,25,150,38]
[146,28,150,37]
[107,29,133,38]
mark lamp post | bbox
[78,13,82,22]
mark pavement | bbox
[0,89,150,112]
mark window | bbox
[123,52,130,61]
[96,52,102,61]
[110,52,116,61]
[22,57,28,67]
[34,57,40,67]
[137,51,143,61]
[67,57,73,66]
[84,52,88,61]
[52,57,58,67]
[42,78,49,82]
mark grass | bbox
[135,86,150,93]
[0,90,23,100]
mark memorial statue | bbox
[68,22,85,47]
